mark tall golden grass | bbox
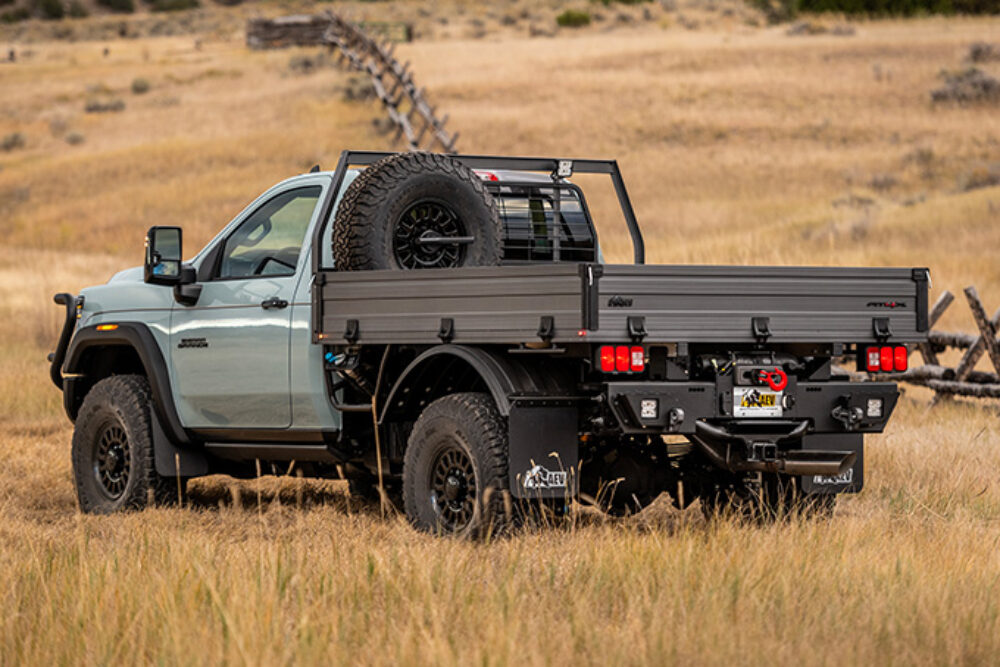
[1,11,1000,665]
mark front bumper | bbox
[48,292,77,389]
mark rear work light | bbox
[864,345,908,373]
[598,345,646,374]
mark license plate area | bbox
[733,387,783,417]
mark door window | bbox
[216,186,322,279]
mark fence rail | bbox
[891,287,1000,400]
[246,12,456,153]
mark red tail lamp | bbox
[865,345,908,372]
[598,346,646,374]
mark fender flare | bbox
[63,322,193,446]
[378,344,568,424]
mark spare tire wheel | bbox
[332,152,502,271]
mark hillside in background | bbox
[1,0,762,42]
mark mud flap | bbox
[798,434,864,495]
[152,409,209,478]
[507,403,578,499]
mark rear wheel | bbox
[72,375,181,514]
[403,393,511,537]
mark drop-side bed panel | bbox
[315,263,928,345]
[595,265,927,344]
[317,264,584,345]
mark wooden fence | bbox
[890,287,1000,399]
[246,12,456,153]
[246,15,413,49]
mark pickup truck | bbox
[50,150,930,536]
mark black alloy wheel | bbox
[94,420,131,499]
[429,444,477,532]
[393,199,472,269]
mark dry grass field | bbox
[2,5,1000,664]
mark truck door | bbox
[169,185,323,429]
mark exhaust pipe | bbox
[780,450,856,476]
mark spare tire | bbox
[332,152,502,271]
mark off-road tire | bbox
[332,152,502,271]
[701,474,835,522]
[403,392,511,538]
[72,375,181,514]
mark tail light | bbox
[894,346,908,371]
[630,346,645,372]
[598,345,646,374]
[615,346,629,372]
[600,346,615,373]
[879,346,894,372]
[865,348,881,371]
[864,345,909,373]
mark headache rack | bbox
[308,151,646,277]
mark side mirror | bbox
[144,226,183,285]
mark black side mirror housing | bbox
[173,265,202,307]
[144,226,183,285]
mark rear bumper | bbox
[605,380,899,436]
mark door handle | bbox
[261,297,288,310]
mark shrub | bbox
[288,51,331,75]
[65,132,85,145]
[149,0,198,11]
[96,0,134,13]
[931,68,1000,105]
[67,0,87,17]
[131,77,150,94]
[0,0,14,7]
[795,0,1000,15]
[557,9,592,26]
[37,0,64,19]
[1,132,25,152]
[85,98,126,113]
[748,0,800,22]
[959,164,1000,191]
[968,42,1000,62]
[0,6,30,21]
[341,75,376,100]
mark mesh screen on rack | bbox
[488,183,597,263]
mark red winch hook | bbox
[758,367,788,392]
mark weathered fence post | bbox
[890,286,1000,402]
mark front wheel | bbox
[72,375,181,513]
[403,393,511,537]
